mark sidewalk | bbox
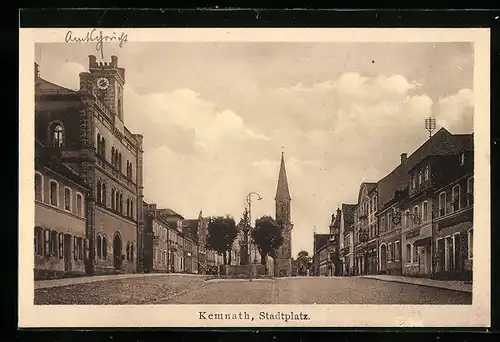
[35,273,205,290]
[360,274,472,293]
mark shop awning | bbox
[414,236,431,247]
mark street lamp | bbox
[246,192,262,265]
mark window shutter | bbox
[59,233,64,259]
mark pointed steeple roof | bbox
[275,152,291,201]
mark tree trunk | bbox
[228,250,232,265]
[261,253,267,266]
[223,252,227,265]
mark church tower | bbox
[274,152,293,276]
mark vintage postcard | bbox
[19,27,490,328]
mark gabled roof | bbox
[357,182,377,203]
[158,208,184,218]
[313,233,330,254]
[275,152,291,200]
[35,76,78,95]
[341,203,356,227]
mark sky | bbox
[35,41,474,256]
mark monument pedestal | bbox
[274,258,292,277]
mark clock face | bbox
[96,77,110,90]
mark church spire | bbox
[275,151,291,201]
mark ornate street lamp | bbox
[245,192,262,265]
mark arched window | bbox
[35,172,43,202]
[118,153,122,171]
[76,193,84,217]
[467,177,474,206]
[96,234,102,258]
[96,181,102,204]
[111,147,115,165]
[406,244,411,264]
[126,199,130,216]
[49,180,59,206]
[64,187,72,212]
[452,185,461,212]
[102,235,108,258]
[404,210,410,227]
[101,183,107,207]
[101,137,106,157]
[413,205,419,223]
[111,188,116,210]
[126,242,130,260]
[422,201,428,222]
[413,244,418,263]
[130,243,134,262]
[50,123,64,147]
[119,193,123,214]
[96,133,101,154]
[130,200,134,218]
[439,192,446,217]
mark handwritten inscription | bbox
[65,29,128,59]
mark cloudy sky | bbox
[36,41,474,256]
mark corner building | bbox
[35,55,144,275]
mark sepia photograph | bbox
[19,27,490,327]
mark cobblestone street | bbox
[34,275,472,305]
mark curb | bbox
[361,277,473,294]
[205,278,274,283]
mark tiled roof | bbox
[35,139,89,190]
[158,208,184,218]
[35,76,78,95]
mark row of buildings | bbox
[312,127,474,281]
[34,55,234,279]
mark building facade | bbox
[34,141,90,280]
[433,142,474,280]
[353,182,378,275]
[338,203,356,276]
[35,56,144,275]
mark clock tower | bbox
[274,151,293,277]
[80,55,125,124]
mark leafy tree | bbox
[206,215,237,265]
[296,250,312,276]
[251,215,284,265]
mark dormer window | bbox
[460,153,465,166]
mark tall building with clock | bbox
[35,55,144,276]
[274,152,294,277]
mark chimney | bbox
[401,153,408,164]
[336,207,341,219]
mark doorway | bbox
[64,234,72,272]
[113,233,122,271]
[419,247,427,275]
[380,244,387,273]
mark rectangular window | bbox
[422,202,428,222]
[418,170,422,185]
[394,241,400,261]
[35,173,43,201]
[388,243,393,261]
[35,227,43,255]
[413,245,418,264]
[74,236,78,260]
[50,231,58,257]
[424,165,429,181]
[43,229,50,257]
[64,187,72,211]
[406,244,411,264]
[78,237,84,260]
[58,233,64,259]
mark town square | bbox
[32,39,474,305]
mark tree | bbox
[296,250,312,276]
[206,215,238,265]
[251,215,284,265]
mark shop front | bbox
[366,240,378,275]
[433,207,473,280]
[378,228,402,275]
[402,223,432,277]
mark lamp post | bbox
[246,192,262,265]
